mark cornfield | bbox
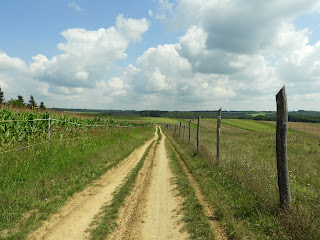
[0,108,140,153]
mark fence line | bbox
[0,116,139,154]
[162,86,317,209]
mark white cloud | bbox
[1,2,320,110]
[0,15,149,108]
[115,15,150,42]
[68,2,82,12]
[0,51,27,72]
[28,15,148,91]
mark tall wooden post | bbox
[217,108,222,161]
[183,121,186,140]
[189,120,191,141]
[179,122,182,138]
[197,116,200,152]
[48,116,51,144]
[276,86,291,209]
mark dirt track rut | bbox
[28,126,189,240]
[110,127,188,240]
[28,129,157,240]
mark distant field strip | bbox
[267,121,320,136]
[213,119,276,133]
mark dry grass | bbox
[164,118,320,239]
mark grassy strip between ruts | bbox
[0,126,154,240]
[89,139,155,240]
[165,140,216,240]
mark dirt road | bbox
[28,126,188,240]
[110,127,188,240]
[28,129,157,240]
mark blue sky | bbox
[1,0,320,111]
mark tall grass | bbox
[164,119,320,239]
[0,122,154,239]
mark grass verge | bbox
[0,126,154,240]
[89,140,155,239]
[164,121,320,240]
[165,139,216,239]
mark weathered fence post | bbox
[189,120,191,141]
[217,108,222,161]
[197,116,201,152]
[179,122,182,138]
[276,86,291,209]
[48,116,51,144]
[183,121,186,140]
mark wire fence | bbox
[163,110,320,209]
[0,117,136,154]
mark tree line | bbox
[0,86,46,111]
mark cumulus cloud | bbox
[108,0,320,110]
[0,51,27,72]
[28,15,149,94]
[0,15,149,108]
[1,1,320,110]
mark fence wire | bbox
[0,117,137,154]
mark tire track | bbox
[110,127,188,240]
[166,137,228,240]
[27,128,157,240]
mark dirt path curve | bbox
[110,127,188,240]
[27,128,157,240]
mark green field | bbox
[0,108,154,239]
[2,109,320,239]
[247,112,266,117]
[164,118,320,239]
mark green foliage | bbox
[221,119,276,133]
[0,87,4,104]
[0,108,148,153]
[27,95,37,110]
[39,101,46,110]
[164,119,320,239]
[166,141,216,239]
[0,121,154,239]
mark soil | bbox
[27,129,157,240]
[27,126,225,240]
[109,127,188,240]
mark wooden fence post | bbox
[276,86,291,209]
[217,108,222,161]
[189,120,191,141]
[197,116,200,152]
[179,122,181,138]
[183,121,186,140]
[48,116,51,144]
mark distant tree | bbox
[39,101,46,110]
[7,96,25,108]
[17,95,25,106]
[28,95,37,111]
[0,87,4,104]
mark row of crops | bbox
[0,108,143,153]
